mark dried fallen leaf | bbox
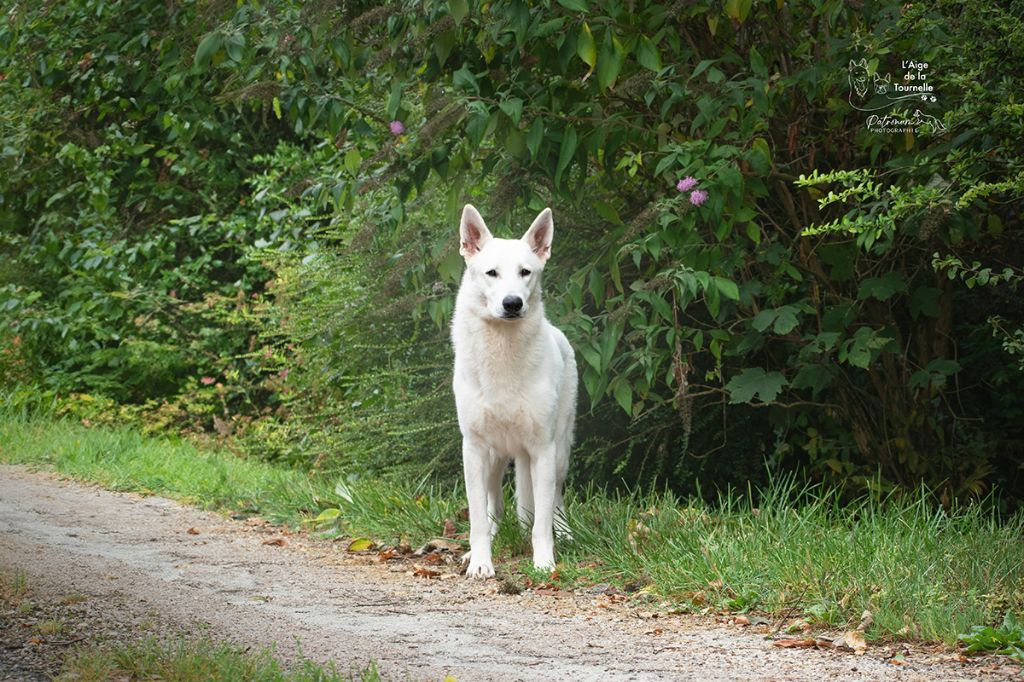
[413,538,461,555]
[774,638,817,649]
[346,537,375,552]
[785,619,812,634]
[412,565,441,579]
[857,609,874,632]
[834,630,868,654]
[376,548,397,562]
[442,518,457,538]
[261,537,287,547]
[186,527,200,535]
[422,552,444,564]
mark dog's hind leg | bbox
[514,453,534,530]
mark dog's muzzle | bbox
[501,295,523,319]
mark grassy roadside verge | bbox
[2,414,1022,651]
[0,568,380,682]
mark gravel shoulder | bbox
[0,465,1017,681]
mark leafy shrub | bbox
[959,614,1024,663]
[3,0,1023,502]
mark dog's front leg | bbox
[462,438,495,579]
[529,445,557,571]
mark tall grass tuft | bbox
[561,476,1024,643]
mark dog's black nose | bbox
[502,295,523,314]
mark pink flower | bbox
[676,176,698,192]
[389,120,405,135]
[278,369,289,379]
[200,376,216,385]
[689,189,708,206]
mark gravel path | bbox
[0,465,1016,681]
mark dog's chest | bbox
[457,369,555,450]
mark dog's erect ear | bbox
[521,208,553,264]
[460,204,493,259]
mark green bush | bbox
[2,0,1022,501]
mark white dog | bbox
[451,204,577,579]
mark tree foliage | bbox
[2,0,1022,500]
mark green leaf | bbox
[499,97,524,125]
[857,271,907,301]
[908,286,940,319]
[690,58,716,80]
[594,201,622,224]
[597,31,625,91]
[636,36,662,72]
[557,0,589,11]
[839,327,893,369]
[714,277,740,302]
[510,0,530,48]
[726,368,788,404]
[437,250,464,284]
[433,29,457,66]
[749,46,766,77]
[588,267,604,306]
[724,0,754,23]
[555,125,577,186]
[453,65,480,93]
[579,344,602,372]
[194,32,223,68]
[526,118,544,159]
[582,366,607,407]
[272,96,282,120]
[599,321,623,370]
[386,82,403,120]
[791,364,834,397]
[314,508,341,523]
[613,379,632,414]
[346,537,375,552]
[448,0,469,24]
[577,22,597,72]
[344,149,362,174]
[765,305,800,334]
[224,33,245,62]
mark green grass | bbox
[0,416,333,525]
[2,414,1022,648]
[57,638,380,682]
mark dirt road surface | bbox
[0,465,1016,681]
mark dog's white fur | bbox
[452,204,577,579]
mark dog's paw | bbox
[465,560,496,580]
[461,550,495,579]
[532,555,556,572]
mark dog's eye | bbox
[520,268,531,277]
[485,269,498,278]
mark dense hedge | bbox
[2,0,1022,502]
